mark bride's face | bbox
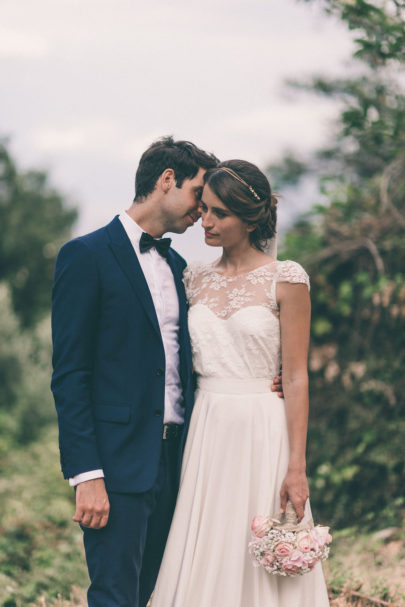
[200,184,252,248]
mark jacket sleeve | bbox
[51,239,102,478]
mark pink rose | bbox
[296,532,313,553]
[261,551,276,568]
[288,549,307,568]
[310,528,323,550]
[282,550,307,574]
[317,526,332,545]
[275,541,294,557]
[281,561,300,575]
[304,554,319,570]
[251,516,270,538]
[311,527,332,549]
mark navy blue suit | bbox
[51,216,194,605]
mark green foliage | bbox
[276,0,405,528]
[0,139,77,328]
[267,153,309,189]
[0,283,56,452]
[0,428,88,606]
[304,0,405,66]
[0,138,76,451]
[0,141,82,604]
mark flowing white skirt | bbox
[151,378,330,607]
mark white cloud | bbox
[192,94,339,172]
[0,28,49,58]
[31,120,120,153]
[1,0,355,243]
[121,133,170,162]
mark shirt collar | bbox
[119,211,144,247]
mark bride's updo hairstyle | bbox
[203,160,278,251]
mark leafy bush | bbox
[0,139,77,328]
[0,283,55,455]
[273,0,405,529]
[0,428,88,606]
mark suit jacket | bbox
[51,216,194,493]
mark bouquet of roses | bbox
[248,501,332,577]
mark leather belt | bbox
[162,423,183,440]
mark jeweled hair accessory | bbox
[220,167,261,201]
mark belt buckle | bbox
[162,423,183,440]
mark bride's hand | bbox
[279,469,309,523]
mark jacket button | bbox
[154,409,162,417]
[156,368,164,376]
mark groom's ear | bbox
[160,168,176,193]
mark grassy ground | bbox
[325,527,405,606]
[0,428,88,606]
[1,427,404,606]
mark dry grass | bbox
[34,586,86,606]
[35,532,405,607]
[325,528,405,606]
[34,587,150,607]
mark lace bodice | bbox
[183,260,309,379]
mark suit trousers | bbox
[82,436,181,607]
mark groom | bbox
[51,136,282,607]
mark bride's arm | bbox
[277,281,311,522]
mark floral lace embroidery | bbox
[183,260,309,320]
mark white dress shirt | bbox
[69,212,185,486]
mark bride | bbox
[151,160,330,606]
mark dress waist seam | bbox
[197,376,272,394]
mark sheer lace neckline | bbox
[208,259,278,280]
[184,259,310,320]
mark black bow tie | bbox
[139,232,172,258]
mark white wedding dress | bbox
[151,259,330,607]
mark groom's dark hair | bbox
[134,136,219,201]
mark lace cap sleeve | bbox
[182,261,204,301]
[276,260,310,291]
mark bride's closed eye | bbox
[213,209,228,219]
[200,201,229,219]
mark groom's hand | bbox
[73,478,110,529]
[271,372,284,398]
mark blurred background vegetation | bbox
[1,0,404,604]
[273,0,405,532]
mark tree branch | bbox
[379,156,405,228]
[347,589,392,606]
[311,238,384,273]
[364,238,385,274]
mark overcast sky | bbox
[1,0,354,261]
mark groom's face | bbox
[162,168,206,233]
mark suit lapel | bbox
[106,216,162,338]
[167,250,192,386]
[167,251,188,328]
